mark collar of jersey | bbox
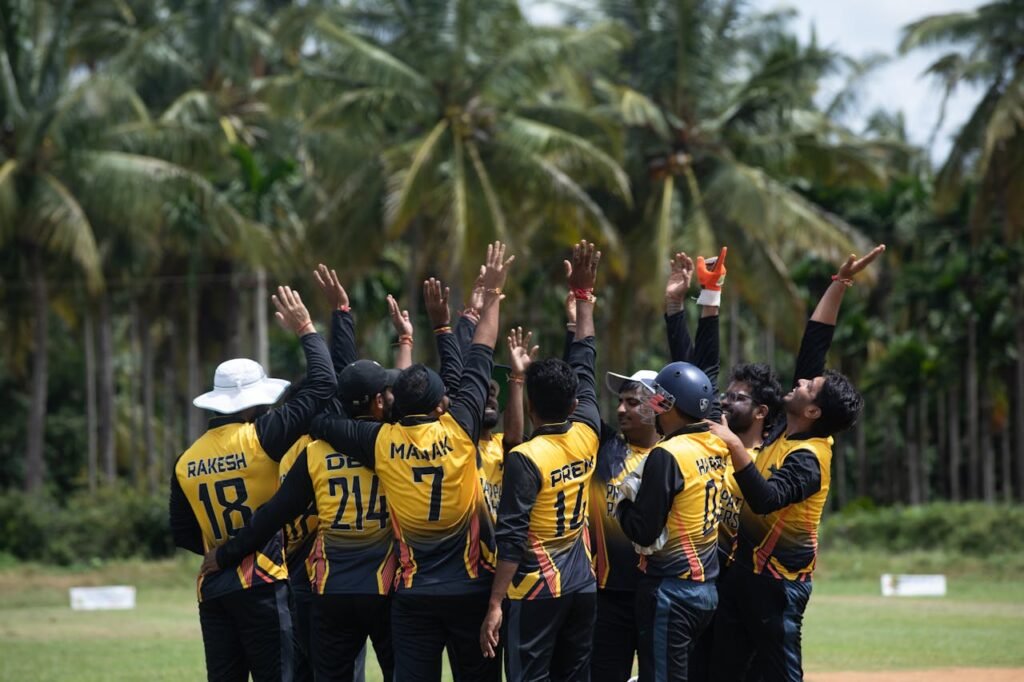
[527,420,572,440]
[208,415,249,429]
[399,414,439,427]
[662,422,710,440]
[784,431,816,441]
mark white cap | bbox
[192,359,290,414]
[604,369,658,395]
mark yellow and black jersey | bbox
[589,431,654,590]
[733,433,832,581]
[175,420,289,601]
[305,438,396,595]
[617,424,728,582]
[717,446,760,564]
[495,337,602,600]
[479,433,505,523]
[280,435,316,577]
[309,342,499,594]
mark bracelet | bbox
[484,287,502,295]
[338,304,351,313]
[508,374,525,385]
[830,275,854,288]
[296,321,315,335]
[461,309,481,323]
[433,325,452,335]
[565,322,577,331]
[572,287,596,302]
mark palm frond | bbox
[313,16,431,93]
[25,173,104,291]
[0,160,19,238]
[465,139,509,244]
[384,119,450,234]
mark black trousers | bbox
[390,591,501,682]
[311,593,392,682]
[198,581,294,682]
[289,580,314,682]
[591,589,638,682]
[709,568,812,682]
[635,576,717,682]
[504,591,597,682]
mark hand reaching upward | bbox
[272,286,314,335]
[479,241,515,296]
[386,294,413,338]
[835,244,886,283]
[566,240,601,293]
[665,252,694,314]
[313,264,348,311]
[423,278,451,328]
[508,327,539,376]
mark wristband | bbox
[508,374,525,385]
[338,304,351,313]
[696,289,721,307]
[572,287,596,302]
[296,321,315,335]
[484,287,502,295]
[831,274,854,288]
[433,325,452,335]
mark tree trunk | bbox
[163,322,178,478]
[949,383,962,502]
[254,268,269,369]
[936,387,947,499]
[1001,426,1012,503]
[906,404,921,505]
[833,438,847,510]
[980,388,995,503]
[24,251,48,492]
[966,316,979,499]
[918,392,929,503]
[98,296,117,484]
[84,307,98,492]
[226,266,242,359]
[1016,289,1024,502]
[187,271,202,442]
[855,418,867,499]
[140,308,156,493]
[128,299,140,485]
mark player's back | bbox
[373,412,491,592]
[507,421,599,599]
[175,420,288,600]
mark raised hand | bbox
[272,286,314,335]
[508,327,539,376]
[468,273,485,313]
[313,263,349,311]
[563,260,577,326]
[665,252,694,306]
[835,244,886,283]
[696,246,727,307]
[423,278,451,328]
[386,294,413,338]
[567,239,601,293]
[479,240,515,294]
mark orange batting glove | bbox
[696,246,728,307]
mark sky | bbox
[527,0,985,163]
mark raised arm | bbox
[256,286,337,460]
[314,264,356,373]
[562,261,576,361]
[793,244,885,384]
[386,294,414,370]
[567,240,602,434]
[664,251,694,362]
[502,327,537,451]
[448,242,514,441]
[455,274,484,355]
[424,277,464,393]
[694,247,726,421]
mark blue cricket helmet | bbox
[649,362,714,420]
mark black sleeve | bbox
[330,310,358,374]
[562,330,574,362]
[309,414,383,470]
[169,473,204,555]
[448,342,495,442]
[616,447,684,546]
[791,320,836,386]
[436,330,465,395]
[454,315,477,358]
[694,315,722,422]
[733,450,822,514]
[216,452,316,569]
[665,310,693,363]
[495,450,542,563]
[567,336,601,435]
[256,333,338,461]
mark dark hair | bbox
[730,363,783,430]
[617,380,644,395]
[811,369,863,437]
[526,358,578,422]
[391,364,444,416]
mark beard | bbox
[482,408,499,430]
[724,407,754,434]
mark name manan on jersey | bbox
[305,439,397,595]
[736,433,832,581]
[175,422,288,601]
[508,422,599,600]
[373,412,493,592]
[639,431,728,582]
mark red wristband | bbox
[830,275,853,287]
[572,287,595,302]
[338,304,351,313]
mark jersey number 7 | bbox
[412,466,445,522]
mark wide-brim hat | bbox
[193,358,290,414]
[605,369,657,395]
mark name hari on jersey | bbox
[186,452,247,478]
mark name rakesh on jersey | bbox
[389,437,454,460]
[185,453,247,478]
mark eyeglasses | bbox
[720,391,753,403]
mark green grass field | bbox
[1,551,1022,681]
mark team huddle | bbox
[170,239,885,682]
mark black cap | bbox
[338,360,400,407]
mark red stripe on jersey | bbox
[678,516,705,581]
[528,532,559,598]
[754,508,790,574]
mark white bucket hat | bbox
[605,369,657,395]
[193,358,290,414]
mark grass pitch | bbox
[1,552,1022,681]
